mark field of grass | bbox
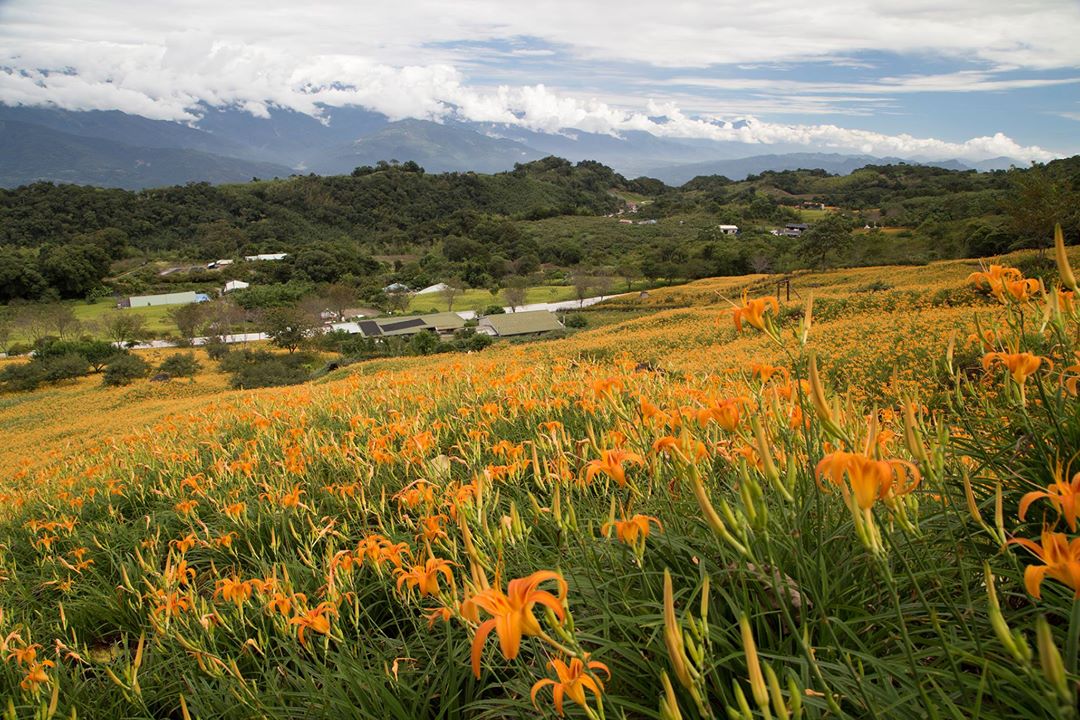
[5,299,181,346]
[1,243,1079,718]
[407,285,582,313]
[72,299,178,335]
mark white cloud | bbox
[0,0,1075,162]
[662,72,1080,96]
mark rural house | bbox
[478,310,564,338]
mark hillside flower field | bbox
[2,235,1080,718]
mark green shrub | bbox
[855,280,893,293]
[564,313,588,328]
[33,338,122,372]
[204,340,229,361]
[482,305,506,315]
[102,353,150,387]
[158,353,202,380]
[408,331,440,356]
[229,358,311,389]
[0,362,47,392]
[41,353,91,383]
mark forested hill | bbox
[0,154,1077,304]
[0,157,643,254]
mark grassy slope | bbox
[1,250,1077,718]
[0,251,1025,475]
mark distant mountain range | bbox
[0,103,1023,189]
[642,153,1022,185]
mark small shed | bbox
[128,291,198,308]
[717,224,739,235]
[224,280,250,293]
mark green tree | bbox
[38,244,110,299]
[169,303,207,345]
[103,311,147,346]
[797,214,854,268]
[0,248,47,302]
[260,306,318,353]
[439,281,464,312]
[1005,165,1073,250]
[502,276,530,312]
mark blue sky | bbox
[1,0,1078,160]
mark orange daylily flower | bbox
[696,397,746,431]
[968,264,1025,303]
[585,449,645,486]
[215,577,254,605]
[815,451,921,510]
[982,352,1050,385]
[470,570,567,677]
[750,363,789,384]
[174,499,199,515]
[425,606,453,628]
[1010,528,1080,599]
[602,514,662,546]
[1063,353,1080,396]
[530,657,611,716]
[733,292,779,333]
[151,589,192,620]
[7,643,43,667]
[1003,277,1040,303]
[20,660,55,693]
[1057,289,1075,316]
[395,558,454,596]
[1020,468,1080,532]
[289,602,337,647]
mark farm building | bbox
[244,253,288,262]
[127,291,205,308]
[478,310,564,337]
[717,225,739,235]
[223,280,250,292]
[416,283,450,295]
[329,311,469,339]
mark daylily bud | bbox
[690,465,748,556]
[740,612,769,712]
[1054,223,1077,291]
[730,682,754,720]
[807,352,842,439]
[945,331,956,378]
[787,672,803,719]
[765,662,789,720]
[699,575,711,634]
[901,401,927,464]
[659,671,684,720]
[663,569,694,690]
[751,416,788,501]
[984,562,1030,663]
[993,481,1006,544]
[799,293,813,346]
[1036,615,1071,704]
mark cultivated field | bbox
[1,239,1079,718]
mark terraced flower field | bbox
[1,241,1079,718]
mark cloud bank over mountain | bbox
[2,0,1078,162]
